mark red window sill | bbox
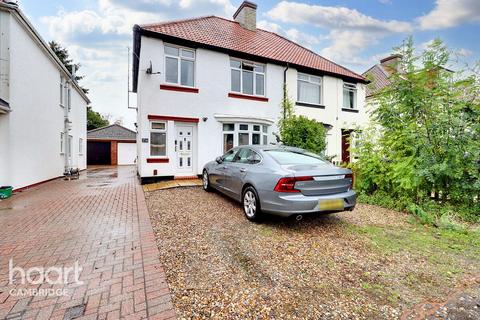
[228,92,269,102]
[160,84,199,93]
[147,158,169,163]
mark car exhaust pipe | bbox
[296,214,303,221]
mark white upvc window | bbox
[60,77,65,107]
[60,132,64,154]
[79,138,83,154]
[343,82,357,109]
[230,59,265,96]
[68,135,73,157]
[67,87,71,111]
[164,44,195,87]
[222,123,269,153]
[150,121,167,157]
[297,73,322,105]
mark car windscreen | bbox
[266,149,328,165]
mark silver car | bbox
[202,145,356,221]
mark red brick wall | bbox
[111,141,118,165]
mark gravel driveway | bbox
[145,187,480,319]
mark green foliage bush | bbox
[354,38,480,224]
[278,90,327,154]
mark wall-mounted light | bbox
[202,117,208,122]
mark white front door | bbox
[175,125,194,175]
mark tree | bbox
[354,38,480,220]
[278,88,327,154]
[49,41,87,93]
[87,106,110,131]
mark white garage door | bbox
[117,143,137,165]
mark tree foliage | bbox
[278,88,327,154]
[49,41,88,93]
[87,106,110,131]
[354,38,480,221]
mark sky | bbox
[16,0,480,129]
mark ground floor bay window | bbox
[222,123,269,152]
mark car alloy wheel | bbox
[202,170,211,191]
[243,190,257,218]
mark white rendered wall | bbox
[0,13,87,189]
[118,143,137,165]
[137,37,283,178]
[136,36,368,177]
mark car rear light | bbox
[273,176,313,193]
[345,173,354,189]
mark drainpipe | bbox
[283,63,289,120]
[63,65,75,175]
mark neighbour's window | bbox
[60,132,64,153]
[230,59,265,96]
[343,82,357,109]
[67,87,71,111]
[222,123,269,153]
[59,77,64,107]
[297,73,322,105]
[79,138,83,154]
[68,135,73,157]
[150,121,167,157]
[164,44,195,87]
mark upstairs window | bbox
[297,73,322,105]
[343,82,357,109]
[164,44,195,87]
[230,59,265,96]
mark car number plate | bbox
[318,199,344,211]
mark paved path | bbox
[0,166,175,320]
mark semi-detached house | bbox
[132,1,368,181]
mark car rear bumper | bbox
[259,189,356,217]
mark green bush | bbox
[355,38,480,225]
[278,90,327,154]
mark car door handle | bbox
[239,168,247,173]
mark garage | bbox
[87,124,137,165]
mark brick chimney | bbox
[380,54,402,74]
[233,1,257,31]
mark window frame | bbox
[164,43,196,87]
[221,123,269,153]
[59,77,66,108]
[60,132,64,154]
[297,73,323,106]
[149,121,168,158]
[230,58,266,97]
[79,138,83,155]
[342,82,358,110]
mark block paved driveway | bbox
[0,166,175,320]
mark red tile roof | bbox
[137,16,366,83]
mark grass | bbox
[347,220,480,305]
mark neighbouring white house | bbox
[132,1,368,181]
[0,1,90,190]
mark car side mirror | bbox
[215,156,223,164]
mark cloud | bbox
[257,20,322,49]
[267,1,411,33]
[39,0,235,129]
[417,0,480,30]
[265,1,411,66]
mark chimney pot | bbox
[233,1,257,31]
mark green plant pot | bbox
[0,186,12,199]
